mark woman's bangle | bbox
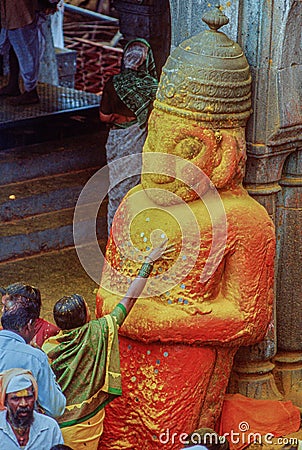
[138,262,154,278]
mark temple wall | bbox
[169,0,239,47]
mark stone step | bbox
[0,131,107,186]
[0,168,99,222]
[0,201,107,262]
[0,125,109,262]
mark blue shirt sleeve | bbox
[51,422,64,445]
[36,351,66,418]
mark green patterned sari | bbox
[43,304,126,428]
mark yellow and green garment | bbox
[43,305,126,428]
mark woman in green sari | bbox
[42,241,172,450]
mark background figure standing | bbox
[0,0,58,105]
[99,38,158,234]
[0,47,20,97]
[50,0,64,49]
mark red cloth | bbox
[218,393,301,450]
[32,317,59,348]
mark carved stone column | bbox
[228,0,302,401]
[168,0,240,48]
[228,151,285,400]
[273,150,302,407]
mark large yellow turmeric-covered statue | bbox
[96,8,275,449]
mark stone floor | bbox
[0,244,106,323]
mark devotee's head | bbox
[4,373,37,430]
[1,282,41,317]
[53,294,91,330]
[1,296,39,343]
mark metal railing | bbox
[64,4,119,24]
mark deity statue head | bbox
[142,7,252,206]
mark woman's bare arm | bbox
[119,240,173,316]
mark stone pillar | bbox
[228,0,302,400]
[168,0,239,48]
[273,150,302,406]
[228,149,291,400]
